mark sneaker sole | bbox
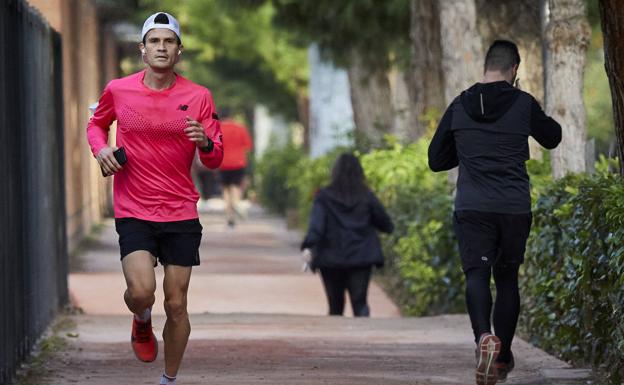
[476,335,500,385]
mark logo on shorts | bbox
[177,104,188,111]
[481,256,488,261]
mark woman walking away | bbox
[301,153,394,317]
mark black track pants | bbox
[320,267,372,317]
[465,263,520,363]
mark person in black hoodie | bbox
[301,153,394,317]
[428,40,561,385]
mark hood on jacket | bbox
[318,188,368,212]
[460,81,520,123]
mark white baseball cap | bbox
[141,12,181,42]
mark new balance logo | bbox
[177,104,188,111]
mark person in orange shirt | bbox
[219,119,253,227]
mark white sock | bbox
[134,307,151,322]
[160,373,176,385]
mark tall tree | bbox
[137,0,308,122]
[407,0,445,139]
[347,51,395,148]
[598,0,624,175]
[438,0,483,106]
[476,0,545,158]
[269,0,412,147]
[438,0,483,183]
[543,0,591,178]
[476,1,544,102]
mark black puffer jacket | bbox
[301,188,394,270]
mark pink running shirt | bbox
[87,70,223,222]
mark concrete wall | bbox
[28,0,118,251]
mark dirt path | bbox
[31,201,590,385]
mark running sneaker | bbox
[475,333,501,385]
[495,352,515,382]
[131,317,158,362]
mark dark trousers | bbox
[453,210,531,364]
[465,264,520,363]
[320,266,372,317]
[196,171,217,200]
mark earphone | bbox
[178,50,181,55]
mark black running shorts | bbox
[220,168,246,186]
[452,210,532,272]
[115,217,202,267]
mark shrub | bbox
[255,142,304,215]
[284,137,465,316]
[288,149,344,228]
[521,170,624,383]
[257,136,624,382]
[360,138,464,315]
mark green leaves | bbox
[137,0,308,119]
[256,135,624,383]
[270,0,411,70]
[521,171,624,382]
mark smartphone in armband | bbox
[101,147,127,177]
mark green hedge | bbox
[359,139,464,315]
[255,142,304,215]
[521,169,624,383]
[258,138,464,315]
[256,141,624,382]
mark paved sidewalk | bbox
[33,202,589,385]
[68,201,399,317]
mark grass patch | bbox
[15,316,76,385]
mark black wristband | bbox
[199,138,214,153]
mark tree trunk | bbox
[476,0,544,102]
[296,90,310,153]
[544,0,591,178]
[439,0,483,106]
[476,0,545,159]
[598,0,624,176]
[439,0,483,184]
[347,51,394,150]
[407,0,445,139]
[388,69,413,142]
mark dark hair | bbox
[484,40,520,72]
[142,13,181,45]
[327,153,370,204]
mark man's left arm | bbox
[186,90,224,169]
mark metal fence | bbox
[0,1,68,383]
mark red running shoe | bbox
[475,333,501,385]
[131,317,158,362]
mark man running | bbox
[87,12,223,385]
[428,40,561,385]
[218,118,253,227]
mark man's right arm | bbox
[529,97,562,149]
[87,84,121,176]
[428,104,458,172]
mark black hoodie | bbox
[428,81,562,214]
[301,188,394,270]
